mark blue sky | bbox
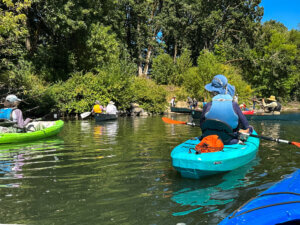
[260,0,300,30]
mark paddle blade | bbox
[162,117,187,124]
[81,112,91,119]
[291,142,300,148]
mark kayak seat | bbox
[200,119,234,145]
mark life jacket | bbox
[0,108,13,120]
[195,135,224,153]
[93,104,102,113]
[205,94,238,129]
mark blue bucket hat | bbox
[204,74,235,96]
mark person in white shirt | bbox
[170,96,176,107]
[105,101,118,115]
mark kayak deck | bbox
[171,131,260,179]
[0,120,64,144]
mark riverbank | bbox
[166,101,300,113]
[282,101,300,111]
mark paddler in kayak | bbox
[105,101,118,115]
[200,74,252,144]
[261,95,281,115]
[0,94,32,133]
[91,100,104,114]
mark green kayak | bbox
[0,120,64,144]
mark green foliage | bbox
[182,50,223,99]
[151,53,175,85]
[173,49,192,85]
[130,77,167,113]
[0,0,299,114]
[84,24,120,71]
[0,0,31,72]
[182,50,253,102]
[46,60,166,114]
[242,21,299,100]
[47,61,136,113]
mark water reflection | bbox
[171,159,259,216]
[94,120,119,142]
[0,138,64,188]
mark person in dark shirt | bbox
[200,75,252,144]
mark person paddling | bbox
[0,95,32,132]
[200,75,252,144]
[92,100,104,114]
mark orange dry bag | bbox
[195,135,224,153]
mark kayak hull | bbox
[242,110,254,115]
[219,169,300,225]
[171,131,260,179]
[0,120,64,144]
[170,107,192,113]
[94,113,117,122]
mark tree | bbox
[0,0,31,73]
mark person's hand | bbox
[239,128,250,141]
[239,128,250,134]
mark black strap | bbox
[200,119,235,144]
[229,192,300,219]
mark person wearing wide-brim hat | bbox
[0,94,32,132]
[106,101,118,115]
[200,74,252,145]
[262,95,281,114]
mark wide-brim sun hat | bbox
[267,95,276,101]
[205,74,235,96]
[6,94,21,103]
[95,100,100,104]
[109,101,115,104]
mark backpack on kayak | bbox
[195,135,224,153]
[274,102,281,111]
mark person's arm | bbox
[200,102,211,124]
[13,109,32,128]
[232,102,249,130]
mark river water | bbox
[0,114,299,225]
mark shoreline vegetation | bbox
[165,100,300,113]
[1,1,299,118]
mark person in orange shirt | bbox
[91,100,104,114]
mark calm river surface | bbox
[0,114,299,225]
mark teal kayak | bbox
[0,120,64,144]
[171,131,260,179]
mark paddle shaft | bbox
[249,133,292,145]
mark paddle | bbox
[161,117,300,148]
[80,111,91,119]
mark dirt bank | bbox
[167,101,300,112]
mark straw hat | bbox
[267,95,276,101]
[109,101,115,104]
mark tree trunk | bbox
[138,60,143,77]
[142,45,152,76]
[173,41,178,63]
